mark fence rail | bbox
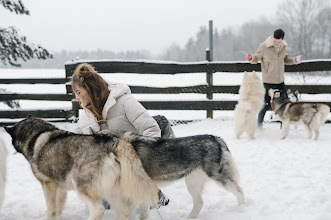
[0,78,68,84]
[64,59,331,76]
[1,59,331,124]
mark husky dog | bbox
[269,89,330,140]
[234,71,265,139]
[0,136,7,208]
[152,115,175,138]
[95,129,246,219]
[287,89,301,102]
[4,116,169,220]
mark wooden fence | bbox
[1,59,331,124]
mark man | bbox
[245,29,303,128]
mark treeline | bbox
[1,0,330,69]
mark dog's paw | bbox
[102,199,111,210]
[154,190,169,209]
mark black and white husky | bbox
[269,89,330,140]
[96,129,246,219]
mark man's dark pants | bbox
[258,82,287,127]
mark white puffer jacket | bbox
[74,83,161,137]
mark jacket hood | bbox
[265,35,287,49]
[109,83,131,99]
[102,83,131,119]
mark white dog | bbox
[0,135,7,208]
[234,71,265,139]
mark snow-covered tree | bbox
[0,0,52,67]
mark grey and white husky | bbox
[96,129,246,219]
[269,89,330,140]
[4,116,168,220]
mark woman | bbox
[71,63,161,137]
[71,63,163,210]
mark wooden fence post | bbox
[206,49,213,118]
[72,100,80,118]
[65,66,80,119]
[206,20,214,119]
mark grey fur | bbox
[97,129,246,219]
[152,115,175,138]
[99,115,175,138]
[4,116,168,220]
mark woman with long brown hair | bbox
[71,62,161,137]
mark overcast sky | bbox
[1,0,285,55]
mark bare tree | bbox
[314,7,331,58]
[277,0,330,59]
[237,19,276,60]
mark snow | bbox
[1,66,331,219]
[1,119,331,220]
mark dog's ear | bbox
[4,126,13,135]
[268,89,274,99]
[287,89,291,94]
[274,91,281,98]
[295,90,299,96]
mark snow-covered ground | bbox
[1,118,331,220]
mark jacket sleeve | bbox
[123,97,161,137]
[250,43,264,64]
[283,46,296,65]
[284,55,296,65]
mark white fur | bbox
[0,136,7,208]
[234,71,265,139]
[306,105,330,140]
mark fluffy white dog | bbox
[234,71,265,139]
[0,135,7,208]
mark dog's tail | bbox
[153,115,176,138]
[217,137,240,183]
[114,140,160,207]
[310,104,330,130]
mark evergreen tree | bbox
[0,0,53,67]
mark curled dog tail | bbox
[318,105,330,124]
[310,104,330,130]
[114,140,159,206]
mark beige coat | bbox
[250,36,296,84]
[74,83,161,137]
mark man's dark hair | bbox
[274,29,285,39]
